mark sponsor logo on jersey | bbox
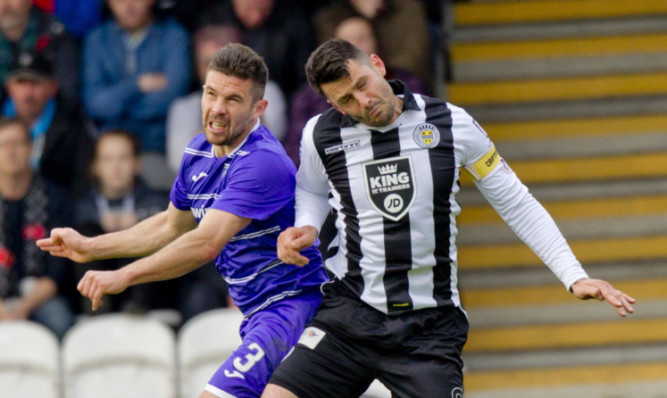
[324,139,361,154]
[298,326,326,350]
[451,387,464,398]
[413,123,440,149]
[191,206,208,220]
[363,156,416,221]
[191,172,208,182]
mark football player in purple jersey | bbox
[38,43,328,398]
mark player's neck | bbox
[213,128,253,158]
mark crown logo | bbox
[378,164,397,175]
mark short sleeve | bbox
[210,150,295,220]
[169,173,191,210]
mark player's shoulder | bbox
[232,127,296,173]
[182,134,211,156]
[241,125,289,159]
[311,107,349,133]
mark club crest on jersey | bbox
[413,123,440,149]
[363,156,415,221]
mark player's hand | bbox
[277,226,318,266]
[77,270,130,311]
[571,278,636,317]
[36,228,95,263]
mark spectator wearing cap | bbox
[2,50,94,197]
[0,0,80,102]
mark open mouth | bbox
[208,120,227,133]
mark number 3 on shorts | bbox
[234,343,265,372]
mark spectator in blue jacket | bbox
[82,0,191,154]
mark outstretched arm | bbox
[37,203,196,262]
[475,166,636,317]
[76,208,250,310]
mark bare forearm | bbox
[119,229,219,286]
[87,210,183,259]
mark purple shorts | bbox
[204,289,322,397]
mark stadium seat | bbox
[0,320,61,398]
[61,313,177,398]
[177,308,244,398]
[361,379,392,398]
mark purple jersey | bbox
[170,122,327,316]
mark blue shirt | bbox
[170,122,327,316]
[82,18,191,152]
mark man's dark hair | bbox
[96,129,142,158]
[306,38,370,98]
[208,43,268,103]
[0,117,30,140]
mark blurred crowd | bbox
[0,0,444,338]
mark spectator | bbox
[166,23,287,173]
[2,50,94,197]
[32,0,104,40]
[0,117,75,339]
[285,17,430,167]
[0,0,79,101]
[314,0,432,87]
[75,129,228,319]
[201,0,315,98]
[82,0,191,156]
[153,0,219,32]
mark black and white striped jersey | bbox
[296,81,588,315]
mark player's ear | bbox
[369,54,387,77]
[253,98,268,118]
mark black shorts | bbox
[269,280,469,398]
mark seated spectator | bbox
[285,16,430,167]
[82,0,191,156]
[314,0,433,87]
[166,23,287,172]
[75,130,229,320]
[334,16,430,95]
[2,50,94,197]
[200,0,315,98]
[0,0,79,101]
[0,117,75,339]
